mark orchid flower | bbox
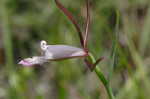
[19,0,103,71]
[19,40,88,66]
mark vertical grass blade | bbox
[0,0,14,70]
[139,7,150,55]
[108,10,120,81]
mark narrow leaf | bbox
[55,0,84,47]
[84,0,90,49]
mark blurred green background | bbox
[0,0,150,99]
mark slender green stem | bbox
[88,53,115,99]
[94,67,115,99]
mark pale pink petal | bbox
[44,45,87,60]
[18,56,47,66]
[18,60,34,66]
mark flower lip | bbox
[18,60,33,66]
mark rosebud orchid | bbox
[19,0,103,71]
